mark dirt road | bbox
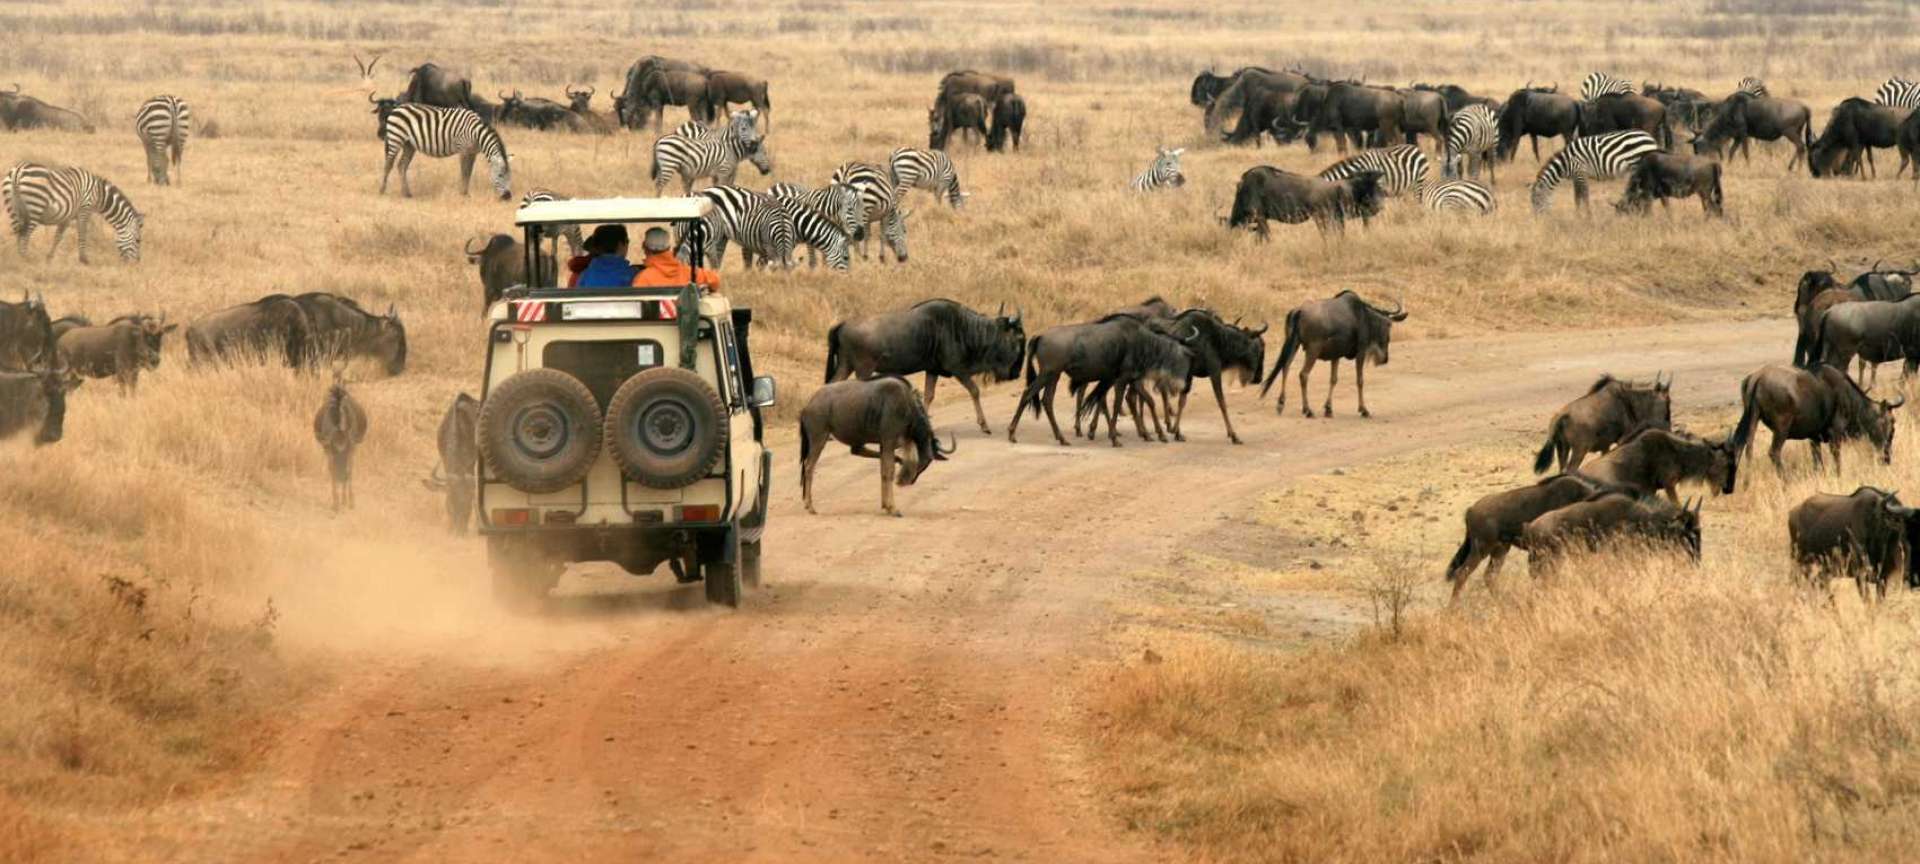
[67,319,1788,862]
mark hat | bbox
[642,227,672,254]
[584,224,628,255]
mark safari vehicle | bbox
[478,197,773,608]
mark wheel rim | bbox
[636,398,695,456]
[511,403,570,460]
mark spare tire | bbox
[605,367,727,489]
[479,368,603,494]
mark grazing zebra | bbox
[1443,104,1499,185]
[133,95,190,186]
[830,161,909,263]
[650,109,771,196]
[770,195,849,271]
[1530,130,1660,213]
[1874,77,1920,110]
[768,181,863,269]
[1318,144,1430,197]
[1736,77,1769,98]
[685,185,795,270]
[1580,72,1634,102]
[4,162,143,264]
[1420,179,1496,214]
[519,188,582,255]
[1129,146,1185,191]
[378,104,511,199]
[890,147,968,208]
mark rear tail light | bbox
[490,508,533,526]
[675,505,720,522]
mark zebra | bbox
[767,195,849,271]
[1580,72,1634,103]
[1129,146,1185,192]
[683,185,795,270]
[889,147,968,208]
[133,95,190,186]
[1317,144,1430,198]
[1874,77,1920,110]
[1420,179,1496,215]
[1735,77,1769,98]
[378,104,511,199]
[3,162,143,264]
[650,109,771,196]
[830,161,909,263]
[1442,104,1499,185]
[519,188,582,256]
[1529,130,1659,213]
[768,181,863,269]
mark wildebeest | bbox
[615,56,709,129]
[1899,109,1920,182]
[928,92,989,150]
[467,233,550,305]
[1411,82,1499,113]
[799,376,956,517]
[824,299,1025,436]
[1789,486,1918,600]
[423,392,479,533]
[1312,81,1404,152]
[1496,87,1582,162]
[1690,93,1813,170]
[1159,308,1267,444]
[1395,86,1451,152]
[987,93,1026,152]
[293,293,407,377]
[496,90,581,132]
[1809,295,1920,386]
[1518,493,1703,575]
[184,294,313,369]
[1809,97,1906,179]
[1009,314,1195,447]
[1534,374,1673,473]
[1225,87,1302,146]
[705,70,771,128]
[1190,69,1236,109]
[0,292,53,370]
[937,70,1016,106]
[1224,166,1386,239]
[1642,82,1712,132]
[559,86,615,134]
[634,69,714,130]
[48,314,88,343]
[1614,152,1724,217]
[1204,67,1310,137]
[1580,92,1672,149]
[0,85,94,133]
[1577,428,1738,503]
[313,369,369,512]
[1444,472,1615,601]
[1731,363,1901,473]
[1258,291,1406,418]
[56,315,173,394]
[398,63,490,120]
[1791,265,1915,366]
[0,364,70,445]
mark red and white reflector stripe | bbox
[657,299,678,320]
[514,301,547,323]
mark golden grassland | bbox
[2,0,1920,857]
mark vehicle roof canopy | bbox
[515,197,714,226]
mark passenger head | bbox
[586,224,629,257]
[643,227,672,255]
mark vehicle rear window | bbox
[543,340,663,408]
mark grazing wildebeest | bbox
[928,92,989,150]
[1496,87,1582,162]
[1731,363,1901,473]
[1518,493,1703,575]
[705,70,771,128]
[467,233,550,305]
[937,70,1016,106]
[1258,291,1406,418]
[0,86,94,133]
[799,376,956,517]
[1009,314,1194,447]
[1789,486,1917,601]
[1444,473,1615,601]
[1690,93,1813,169]
[292,293,407,377]
[1225,87,1302,146]
[0,364,70,444]
[1809,97,1905,179]
[56,315,173,394]
[1577,428,1739,502]
[313,369,369,512]
[0,292,53,370]
[986,93,1026,152]
[1581,92,1672,149]
[1809,295,1920,386]
[1534,374,1673,473]
[1312,81,1404,152]
[1396,86,1451,152]
[1224,166,1386,239]
[634,69,714,130]
[1614,152,1724,217]
[615,56,708,129]
[184,295,313,369]
[1204,67,1309,137]
[423,392,480,533]
[825,299,1025,436]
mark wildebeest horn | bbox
[1012,307,1023,325]
[499,89,511,101]
[386,303,396,319]
[933,433,958,459]
[368,91,382,104]
[1382,298,1408,321]
[464,235,484,257]
[997,301,1005,317]
[1872,259,1886,272]
[1251,321,1269,336]
[1887,395,1907,410]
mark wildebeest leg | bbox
[801,435,825,514]
[1484,545,1510,592]
[1297,356,1318,418]
[1448,543,1487,603]
[1530,135,1541,162]
[1322,359,1339,418]
[922,371,938,406]
[1040,376,1070,446]
[956,374,991,435]
[1828,439,1843,475]
[879,446,900,516]
[1355,359,1370,418]
[1207,374,1237,444]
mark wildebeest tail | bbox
[1259,309,1302,397]
[823,322,843,384]
[1729,375,1760,456]
[798,419,810,477]
[1444,535,1472,582]
[1533,414,1568,474]
[1806,311,1832,371]
[1024,334,1043,418]
[283,306,313,370]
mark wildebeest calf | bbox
[313,370,369,512]
[56,315,175,394]
[1445,472,1616,602]
[1260,290,1406,418]
[1534,373,1672,473]
[1788,486,1917,601]
[800,376,956,517]
[423,392,479,532]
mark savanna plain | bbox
[4,0,1920,861]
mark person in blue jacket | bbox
[572,224,638,287]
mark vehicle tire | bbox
[704,531,743,607]
[489,539,560,612]
[479,369,603,494]
[605,367,727,489]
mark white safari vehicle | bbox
[478,197,773,608]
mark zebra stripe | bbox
[890,147,967,208]
[768,181,863,268]
[1736,77,1769,98]
[829,161,908,263]
[1129,147,1185,192]
[1580,72,1634,102]
[1443,104,1499,182]
[773,196,849,271]
[688,185,795,269]
[134,95,190,186]
[378,104,511,199]
[650,110,771,196]
[4,161,143,263]
[1318,144,1430,197]
[1530,130,1659,212]
[1874,78,1920,110]
[519,188,583,255]
[1421,179,1495,214]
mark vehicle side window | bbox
[718,323,746,411]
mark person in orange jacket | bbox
[631,227,721,292]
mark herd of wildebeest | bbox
[3,55,1920,602]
